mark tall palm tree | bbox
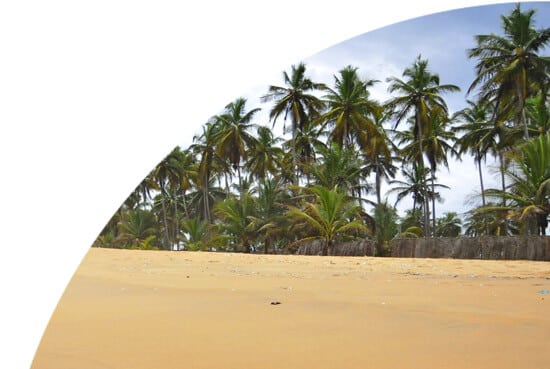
[453,99,498,210]
[467,3,550,140]
[213,97,260,191]
[190,121,224,222]
[152,146,187,249]
[318,65,381,149]
[389,164,449,222]
[363,108,399,206]
[423,108,458,234]
[287,186,370,256]
[261,62,326,183]
[386,55,460,236]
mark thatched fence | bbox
[296,239,376,256]
[391,236,550,261]
[295,236,550,261]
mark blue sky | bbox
[232,2,550,221]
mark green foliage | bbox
[435,212,463,237]
[373,201,399,255]
[287,186,370,256]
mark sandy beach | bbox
[31,248,550,369]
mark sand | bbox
[31,247,550,369]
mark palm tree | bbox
[386,55,460,236]
[152,146,188,249]
[362,109,398,206]
[181,217,218,251]
[435,212,463,237]
[244,126,284,182]
[116,208,159,249]
[318,65,381,149]
[389,164,449,223]
[287,186,370,256]
[372,201,399,256]
[453,99,498,209]
[261,62,326,183]
[423,108,458,234]
[213,97,260,191]
[177,147,198,219]
[214,192,258,253]
[190,121,224,221]
[467,3,550,140]
[481,133,550,235]
[525,92,550,136]
[308,143,364,199]
[248,178,289,254]
[289,120,327,184]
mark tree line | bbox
[93,4,550,255]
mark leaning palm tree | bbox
[467,3,550,140]
[287,185,370,256]
[261,62,326,183]
[386,55,460,236]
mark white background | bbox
[0,1,515,368]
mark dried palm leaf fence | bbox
[296,236,550,261]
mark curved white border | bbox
[0,1,515,368]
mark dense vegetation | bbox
[93,4,550,255]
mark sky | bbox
[198,1,550,222]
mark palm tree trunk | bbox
[431,168,436,237]
[202,179,210,222]
[224,172,230,197]
[173,192,180,249]
[160,193,171,250]
[476,155,488,235]
[182,189,190,219]
[498,151,506,207]
[416,110,430,238]
[518,84,529,140]
[376,163,382,206]
[237,165,242,197]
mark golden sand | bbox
[32,248,550,369]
